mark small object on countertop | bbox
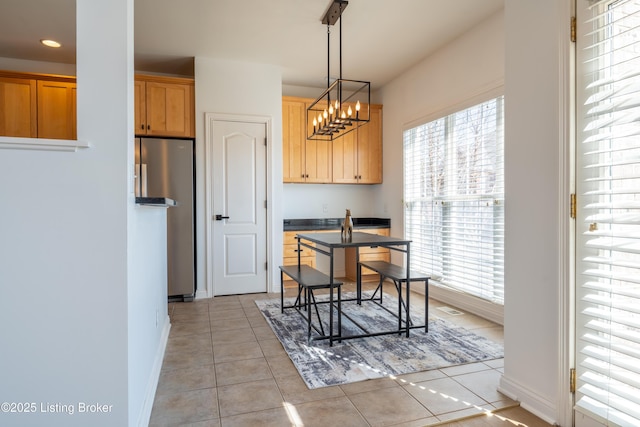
[341,209,353,241]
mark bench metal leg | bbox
[370,275,384,303]
[406,281,411,337]
[309,289,326,337]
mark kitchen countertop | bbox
[283,217,390,231]
[135,197,177,207]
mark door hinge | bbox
[570,193,577,219]
[571,16,576,43]
[265,262,268,270]
[264,137,267,146]
[570,368,576,393]
[264,200,267,209]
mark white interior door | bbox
[209,119,267,296]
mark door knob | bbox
[215,214,230,221]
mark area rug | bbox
[255,292,503,389]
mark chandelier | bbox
[307,0,371,141]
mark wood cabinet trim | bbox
[135,74,194,86]
[0,70,76,84]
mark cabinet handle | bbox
[140,124,144,130]
[147,125,150,130]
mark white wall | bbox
[283,183,381,219]
[194,57,283,295]
[376,8,506,326]
[377,10,505,244]
[378,3,572,424]
[0,57,76,75]
[0,1,169,426]
[500,1,572,425]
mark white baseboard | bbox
[137,316,171,427]
[498,374,559,426]
[195,288,210,299]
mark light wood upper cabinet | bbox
[282,97,333,183]
[332,104,383,184]
[0,76,37,138]
[1,71,77,140]
[135,75,195,138]
[37,80,77,140]
[304,99,333,183]
[1,71,196,140]
[282,98,306,183]
[356,104,383,184]
[282,96,381,184]
[331,124,358,184]
[134,80,146,135]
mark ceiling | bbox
[0,0,503,90]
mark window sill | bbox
[0,136,90,152]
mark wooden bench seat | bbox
[358,260,430,333]
[279,265,342,345]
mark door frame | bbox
[204,112,272,298]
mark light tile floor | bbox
[150,282,553,427]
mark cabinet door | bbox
[282,98,307,183]
[37,80,76,140]
[304,100,333,183]
[0,77,37,138]
[332,128,358,183]
[357,105,383,184]
[145,82,194,137]
[306,139,333,183]
[134,80,146,135]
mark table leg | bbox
[356,247,361,305]
[406,281,411,337]
[329,283,334,347]
[280,269,284,313]
[406,242,411,338]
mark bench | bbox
[279,265,342,345]
[358,260,430,334]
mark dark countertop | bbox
[135,197,177,207]
[284,217,390,231]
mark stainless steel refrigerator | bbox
[135,137,196,301]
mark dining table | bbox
[295,231,416,340]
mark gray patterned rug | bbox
[256,292,503,389]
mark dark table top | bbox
[296,231,410,248]
[284,217,390,231]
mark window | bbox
[575,1,640,425]
[403,96,504,305]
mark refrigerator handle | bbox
[141,164,148,197]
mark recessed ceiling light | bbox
[40,39,62,48]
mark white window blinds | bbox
[403,96,504,305]
[576,0,640,425]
